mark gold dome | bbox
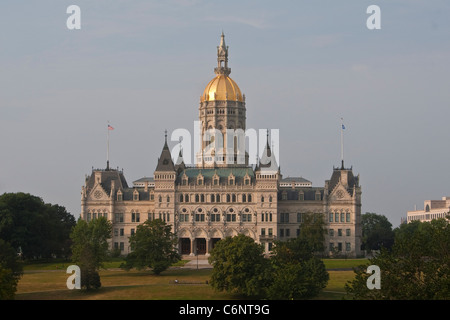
[201,75,243,102]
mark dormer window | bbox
[133,190,139,201]
[213,173,220,186]
[244,173,251,186]
[182,174,188,186]
[117,190,123,201]
[315,191,321,201]
[228,174,235,186]
[197,174,204,186]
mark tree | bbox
[268,213,329,300]
[298,212,327,254]
[0,239,23,299]
[345,218,450,299]
[267,258,329,300]
[208,234,271,297]
[121,219,180,275]
[361,212,394,252]
[70,217,112,290]
[0,192,75,259]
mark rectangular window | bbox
[338,242,342,251]
[346,229,351,236]
[346,242,351,252]
[329,213,333,222]
[286,229,290,237]
[195,214,205,222]
[131,228,135,235]
[296,229,300,237]
[120,228,124,236]
[280,213,289,223]
[280,229,284,237]
[297,213,302,223]
[120,242,124,251]
[329,243,334,251]
[329,229,334,237]
[261,228,266,236]
[115,213,124,223]
[346,213,350,222]
[335,213,339,223]
[114,228,119,237]
[268,228,273,236]
[338,229,342,236]
[340,213,345,222]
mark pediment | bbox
[330,184,351,201]
[89,184,108,201]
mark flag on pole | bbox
[108,124,114,130]
[342,124,345,130]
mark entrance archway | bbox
[211,238,221,251]
[180,238,191,255]
[196,238,206,255]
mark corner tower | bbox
[197,33,248,168]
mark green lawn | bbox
[322,258,369,270]
[15,259,359,300]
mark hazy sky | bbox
[1,0,449,227]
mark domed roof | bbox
[201,75,243,102]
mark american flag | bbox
[108,124,114,130]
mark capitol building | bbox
[80,33,362,257]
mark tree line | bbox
[1,191,449,299]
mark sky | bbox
[1,0,450,227]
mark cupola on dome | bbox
[200,32,244,103]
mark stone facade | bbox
[80,34,362,257]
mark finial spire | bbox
[215,32,231,76]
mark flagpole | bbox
[107,121,110,170]
[340,117,344,169]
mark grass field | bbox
[15,258,367,300]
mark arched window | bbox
[425,204,430,212]
[242,194,247,202]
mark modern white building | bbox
[407,196,450,223]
